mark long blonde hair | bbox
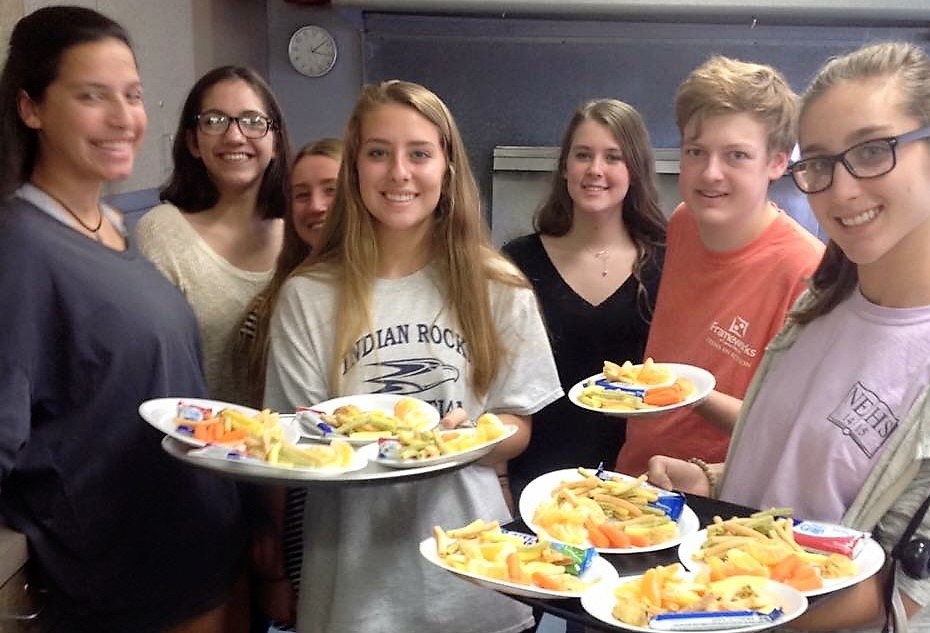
[304,80,527,396]
[792,42,930,324]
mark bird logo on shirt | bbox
[361,357,460,394]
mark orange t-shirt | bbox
[615,203,824,476]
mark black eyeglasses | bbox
[194,110,276,139]
[788,125,930,194]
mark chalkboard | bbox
[362,13,929,208]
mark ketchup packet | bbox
[176,401,212,421]
[376,437,403,459]
[793,521,868,558]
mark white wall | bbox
[6,0,268,196]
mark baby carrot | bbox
[643,384,684,407]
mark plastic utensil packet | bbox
[296,407,335,435]
[649,609,783,631]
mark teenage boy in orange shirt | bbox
[615,56,825,476]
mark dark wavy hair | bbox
[160,65,291,219]
[0,6,133,198]
[534,99,667,319]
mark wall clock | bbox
[288,25,337,78]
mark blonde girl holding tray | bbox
[264,80,561,633]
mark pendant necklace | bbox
[590,248,609,277]
[45,190,103,241]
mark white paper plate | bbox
[138,397,299,447]
[568,363,715,417]
[298,394,440,445]
[677,527,886,597]
[371,424,518,469]
[419,536,619,599]
[185,442,368,477]
[519,468,699,553]
[581,572,808,633]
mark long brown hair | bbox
[240,138,343,407]
[303,80,528,397]
[791,42,930,324]
[535,99,666,320]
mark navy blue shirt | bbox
[0,199,245,631]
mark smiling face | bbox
[356,102,447,241]
[291,153,340,249]
[800,77,930,270]
[679,112,787,246]
[187,78,275,196]
[564,120,630,218]
[19,37,146,186]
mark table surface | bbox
[503,493,758,632]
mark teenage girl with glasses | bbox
[135,65,292,405]
[648,41,930,632]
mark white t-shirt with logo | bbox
[265,263,562,633]
[722,289,930,522]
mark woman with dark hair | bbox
[135,65,292,403]
[0,6,246,631]
[503,99,667,501]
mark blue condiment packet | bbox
[651,491,686,521]
[500,530,595,576]
[550,542,595,576]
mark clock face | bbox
[288,25,337,78]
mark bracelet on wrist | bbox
[687,457,718,498]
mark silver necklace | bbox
[589,248,609,277]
